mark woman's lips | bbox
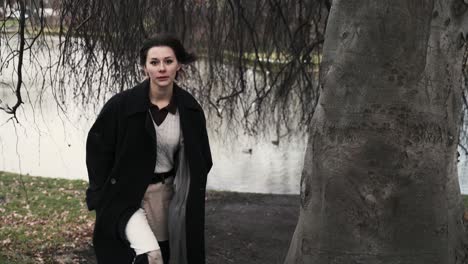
[157,76,169,80]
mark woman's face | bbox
[144,46,181,90]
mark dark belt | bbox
[151,169,175,184]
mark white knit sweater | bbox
[151,109,181,173]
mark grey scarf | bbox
[168,133,190,264]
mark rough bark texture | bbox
[285,0,468,263]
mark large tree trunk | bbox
[285,0,468,263]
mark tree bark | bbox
[285,0,468,263]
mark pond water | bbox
[0,37,305,194]
[0,84,306,194]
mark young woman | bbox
[85,34,212,264]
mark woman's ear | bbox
[140,66,148,79]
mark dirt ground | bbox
[77,191,300,264]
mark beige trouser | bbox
[125,177,174,255]
[141,176,175,242]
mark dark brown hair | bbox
[139,34,197,66]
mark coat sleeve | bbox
[85,95,120,211]
[200,108,213,174]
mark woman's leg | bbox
[142,178,174,263]
[142,178,174,241]
[158,240,170,263]
[134,250,163,264]
[125,208,163,264]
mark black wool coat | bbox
[85,79,212,264]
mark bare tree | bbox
[52,0,328,138]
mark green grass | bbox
[195,47,321,74]
[0,171,95,264]
[0,19,19,28]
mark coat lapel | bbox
[145,111,156,144]
[124,78,151,116]
[124,79,156,145]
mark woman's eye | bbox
[150,61,159,65]
[165,59,173,64]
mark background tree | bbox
[285,0,468,263]
[0,0,59,120]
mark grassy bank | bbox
[0,171,467,263]
[0,171,94,264]
[1,18,63,35]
